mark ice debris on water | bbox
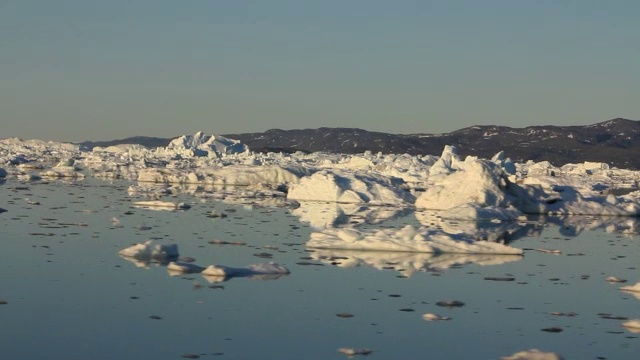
[337,348,373,356]
[501,349,564,360]
[620,281,640,293]
[118,240,179,262]
[422,313,451,321]
[201,262,290,277]
[622,319,640,333]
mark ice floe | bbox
[167,261,205,274]
[287,169,413,205]
[201,262,290,282]
[620,281,640,293]
[158,131,248,158]
[118,240,179,263]
[501,349,564,360]
[622,319,640,333]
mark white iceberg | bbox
[287,170,414,205]
[159,131,248,158]
[201,262,290,283]
[118,240,179,262]
[167,261,205,274]
[501,349,564,360]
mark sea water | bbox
[0,179,639,359]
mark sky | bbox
[1,0,639,142]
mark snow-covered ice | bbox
[501,349,564,360]
[200,262,290,283]
[118,240,179,262]
[2,132,640,220]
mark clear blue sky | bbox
[1,0,639,141]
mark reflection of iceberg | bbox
[307,225,523,255]
[542,216,640,236]
[415,210,540,243]
[118,240,179,266]
[201,262,290,283]
[292,201,409,229]
[309,249,522,276]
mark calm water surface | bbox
[1,179,639,359]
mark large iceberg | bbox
[158,131,248,158]
[287,170,414,205]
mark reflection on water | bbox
[308,249,523,276]
[1,178,639,360]
[292,201,411,229]
[542,215,640,236]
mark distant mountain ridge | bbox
[79,118,640,169]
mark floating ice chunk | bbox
[422,313,451,321]
[622,319,640,333]
[417,149,640,216]
[337,348,373,356]
[620,282,640,293]
[167,262,205,274]
[55,158,75,167]
[39,168,85,179]
[137,165,302,186]
[307,225,524,255]
[287,170,413,205]
[158,131,248,158]
[417,160,514,210]
[501,349,564,360]
[118,240,179,262]
[202,262,290,277]
[428,145,463,177]
[133,200,190,210]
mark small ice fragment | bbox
[118,240,179,261]
[620,282,640,292]
[501,348,564,360]
[201,262,290,277]
[622,319,640,333]
[606,276,627,283]
[167,262,205,274]
[535,248,561,255]
[422,313,451,321]
[337,348,372,356]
